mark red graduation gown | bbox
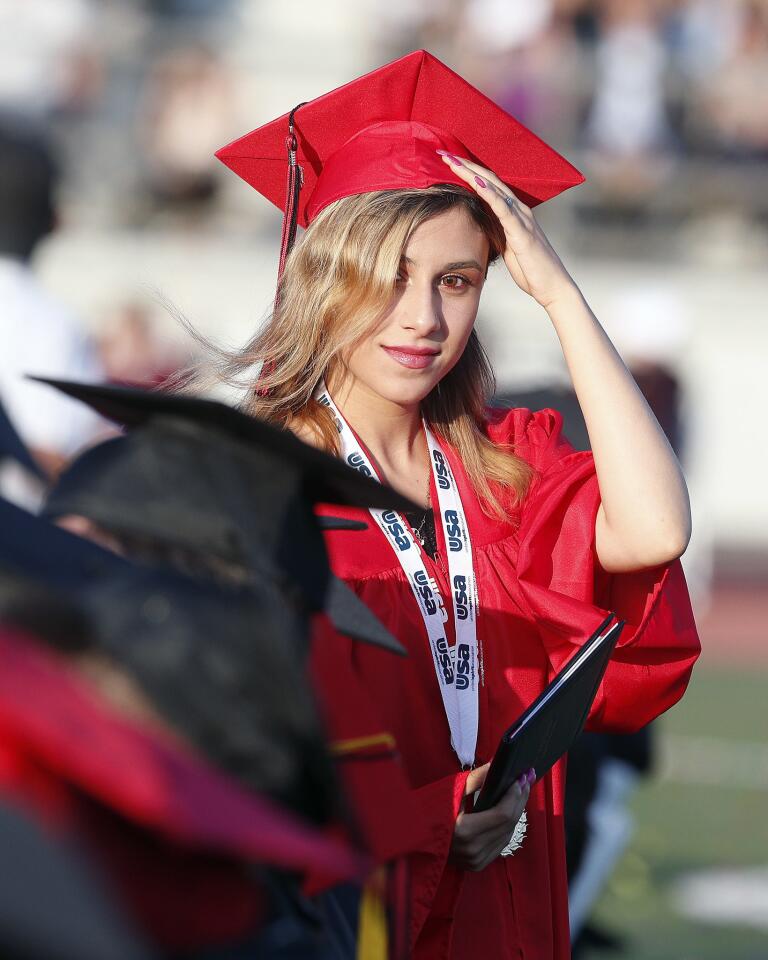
[316,407,700,960]
[306,613,428,894]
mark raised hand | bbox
[439,150,577,310]
[436,152,692,573]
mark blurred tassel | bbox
[357,868,388,960]
[388,860,410,960]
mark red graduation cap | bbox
[216,49,584,278]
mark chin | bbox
[371,372,438,408]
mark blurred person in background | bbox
[0,506,362,959]
[375,0,465,64]
[0,123,106,506]
[30,381,423,958]
[97,300,187,388]
[376,0,590,152]
[453,0,587,150]
[672,0,740,93]
[135,43,235,224]
[146,0,235,19]
[0,0,101,124]
[582,0,678,199]
[693,0,768,159]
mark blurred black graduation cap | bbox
[37,377,413,655]
[91,567,339,823]
[0,496,127,652]
[0,798,155,960]
[0,399,44,479]
[0,497,338,823]
[0,496,129,593]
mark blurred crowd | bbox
[385,0,768,161]
[2,0,768,235]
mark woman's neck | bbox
[327,373,430,504]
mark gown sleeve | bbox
[488,406,700,733]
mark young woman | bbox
[215,51,700,960]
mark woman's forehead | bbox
[403,207,489,264]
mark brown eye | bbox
[441,274,470,290]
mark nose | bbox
[398,280,443,337]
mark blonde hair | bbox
[207,184,533,516]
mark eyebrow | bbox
[401,256,484,272]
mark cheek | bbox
[443,298,479,351]
[342,334,379,379]
[343,307,395,365]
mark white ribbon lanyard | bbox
[316,384,480,767]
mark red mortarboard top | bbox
[215,48,585,229]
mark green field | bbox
[584,665,768,960]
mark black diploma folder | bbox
[474,614,625,812]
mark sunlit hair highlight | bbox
[205,184,534,516]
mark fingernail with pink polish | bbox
[527,769,537,785]
[516,773,528,787]
[436,149,450,156]
[474,175,486,188]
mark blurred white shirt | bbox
[0,256,105,461]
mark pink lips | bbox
[381,345,439,370]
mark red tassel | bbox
[274,102,306,307]
[257,104,306,398]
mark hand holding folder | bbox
[474,614,624,813]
